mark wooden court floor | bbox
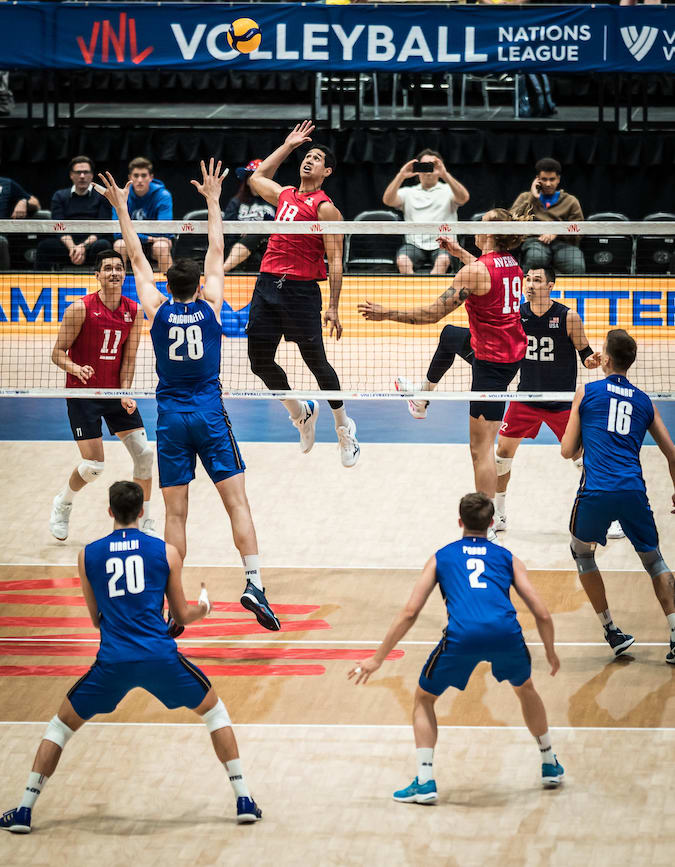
[1,441,675,864]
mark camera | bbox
[412,161,434,173]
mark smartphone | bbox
[412,161,434,173]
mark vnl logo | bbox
[620,26,659,62]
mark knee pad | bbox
[495,454,513,476]
[43,715,75,750]
[570,535,597,575]
[638,548,670,579]
[122,429,153,480]
[201,698,231,734]
[78,459,104,484]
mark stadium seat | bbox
[174,209,224,262]
[344,210,402,273]
[580,212,633,275]
[634,213,675,275]
[24,209,52,266]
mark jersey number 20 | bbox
[107,555,145,598]
[168,325,204,361]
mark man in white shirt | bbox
[382,149,470,275]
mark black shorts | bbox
[67,398,144,441]
[246,272,323,345]
[470,358,521,422]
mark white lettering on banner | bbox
[206,24,238,61]
[332,24,365,61]
[665,46,675,60]
[465,27,487,62]
[397,26,433,63]
[498,25,591,43]
[276,23,299,60]
[498,45,579,62]
[367,26,396,61]
[170,23,207,60]
[304,24,330,61]
[437,27,461,63]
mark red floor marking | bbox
[0,619,330,638]
[0,664,324,677]
[209,602,320,614]
[0,578,80,590]
[0,595,320,615]
[0,645,404,661]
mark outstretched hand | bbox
[437,235,463,257]
[190,158,229,201]
[347,657,381,684]
[285,120,315,150]
[93,172,131,209]
[324,307,343,340]
[358,300,386,321]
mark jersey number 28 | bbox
[168,325,204,361]
[106,555,145,598]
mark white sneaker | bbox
[493,512,507,532]
[394,376,429,420]
[292,400,319,454]
[487,526,500,545]
[574,457,584,470]
[140,516,159,537]
[607,520,625,540]
[337,418,360,468]
[49,494,72,541]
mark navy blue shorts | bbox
[156,408,245,488]
[67,654,211,720]
[418,632,531,695]
[570,489,659,552]
[67,398,144,441]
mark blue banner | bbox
[1,2,675,72]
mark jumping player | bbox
[561,329,675,661]
[349,492,564,801]
[49,249,155,541]
[359,209,529,538]
[0,482,262,833]
[95,161,279,632]
[248,120,360,468]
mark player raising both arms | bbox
[95,161,279,632]
[1,482,262,833]
[562,329,675,661]
[359,209,529,539]
[49,250,155,541]
[248,120,360,468]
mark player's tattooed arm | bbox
[78,549,100,630]
[358,286,471,326]
[51,301,93,384]
[567,309,601,369]
[561,385,585,459]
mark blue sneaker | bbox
[393,777,437,804]
[236,796,262,824]
[542,757,565,788]
[240,583,281,632]
[604,626,634,657]
[1,806,32,833]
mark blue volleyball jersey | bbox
[578,374,654,493]
[150,298,224,414]
[435,537,521,649]
[83,528,176,663]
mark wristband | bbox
[578,346,593,363]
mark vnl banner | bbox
[2,2,675,73]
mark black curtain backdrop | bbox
[3,127,674,221]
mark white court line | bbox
[0,637,669,647]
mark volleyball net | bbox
[0,218,673,402]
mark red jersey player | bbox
[49,250,154,541]
[248,120,360,468]
[359,209,529,540]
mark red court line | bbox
[0,620,330,638]
[0,578,80,590]
[0,664,324,677]
[0,645,404,661]
[0,594,320,615]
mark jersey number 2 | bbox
[501,276,522,314]
[607,397,633,435]
[466,558,487,589]
[168,325,204,361]
[106,555,145,598]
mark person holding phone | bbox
[382,149,470,275]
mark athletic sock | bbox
[142,500,151,522]
[224,759,251,799]
[283,398,304,421]
[19,771,46,810]
[495,492,506,516]
[667,613,675,639]
[416,748,434,784]
[59,483,77,505]
[332,405,349,429]
[421,378,437,393]
[242,554,263,592]
[598,609,617,631]
[535,732,554,765]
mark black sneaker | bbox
[604,627,634,657]
[666,640,675,665]
[240,582,281,631]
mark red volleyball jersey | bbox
[66,292,138,388]
[260,187,332,280]
[465,251,527,363]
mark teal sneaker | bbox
[542,757,565,788]
[393,777,437,804]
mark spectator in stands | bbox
[512,158,585,274]
[0,173,39,270]
[35,156,112,271]
[112,156,173,273]
[223,159,276,273]
[0,71,14,117]
[382,149,470,275]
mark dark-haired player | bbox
[248,120,360,468]
[562,329,675,661]
[1,481,262,833]
[95,161,279,632]
[49,249,155,541]
[349,491,563,802]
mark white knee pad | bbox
[201,698,231,734]
[638,548,670,579]
[43,715,75,750]
[570,535,598,575]
[495,454,513,476]
[122,429,153,480]
[78,459,104,484]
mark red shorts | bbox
[500,403,570,441]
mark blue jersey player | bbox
[1,482,262,834]
[349,492,564,802]
[95,161,279,632]
[561,328,675,662]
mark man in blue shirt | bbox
[0,481,262,833]
[561,328,675,662]
[350,492,563,802]
[0,174,40,269]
